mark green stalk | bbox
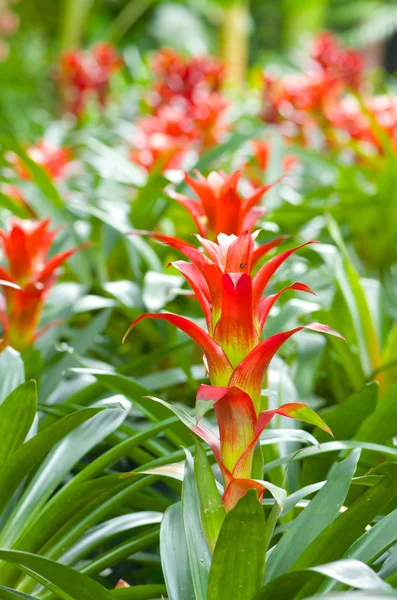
[221,1,250,88]
[60,0,94,50]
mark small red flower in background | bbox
[9,140,73,183]
[0,218,79,351]
[130,106,197,172]
[167,169,274,238]
[58,42,122,117]
[245,139,297,188]
[327,95,397,153]
[311,31,364,91]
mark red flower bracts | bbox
[130,49,229,172]
[0,218,79,350]
[125,228,344,511]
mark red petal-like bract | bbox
[252,241,317,316]
[230,323,345,412]
[223,478,266,512]
[124,312,233,386]
[213,273,258,366]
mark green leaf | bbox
[355,381,397,460]
[0,407,103,515]
[207,489,266,600]
[0,550,115,600]
[255,559,390,599]
[0,399,129,548]
[325,217,382,375]
[304,594,397,599]
[70,369,191,446]
[263,441,397,473]
[321,506,397,592]
[0,586,37,599]
[265,449,360,581]
[291,464,397,598]
[39,309,111,400]
[61,512,162,566]
[0,347,25,404]
[182,449,211,600]
[383,321,397,392]
[160,503,195,600]
[0,135,64,209]
[301,383,378,486]
[0,381,37,467]
[87,138,146,186]
[194,439,225,553]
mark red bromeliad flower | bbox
[167,169,274,239]
[9,140,73,183]
[125,229,344,511]
[0,218,79,350]
[58,42,122,117]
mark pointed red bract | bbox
[252,241,317,316]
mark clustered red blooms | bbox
[149,48,225,107]
[311,31,364,91]
[130,49,229,172]
[262,31,365,146]
[0,0,19,62]
[126,201,344,513]
[58,42,122,117]
[0,219,78,351]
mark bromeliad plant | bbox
[125,225,344,517]
[0,218,79,350]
